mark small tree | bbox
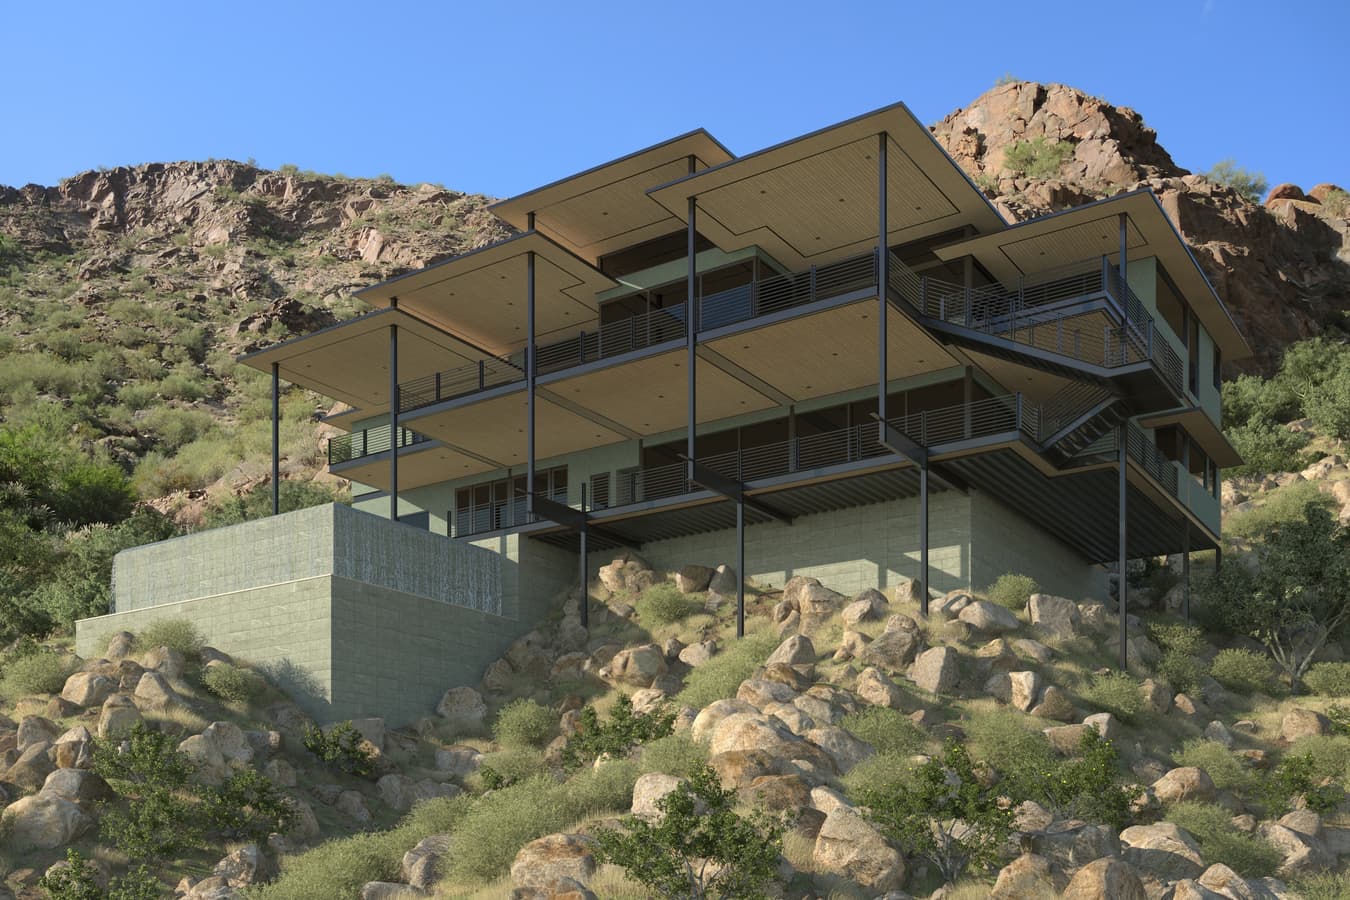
[562,694,675,771]
[1000,728,1140,830]
[303,721,376,776]
[1199,502,1350,692]
[1206,159,1269,203]
[860,739,1014,885]
[594,765,786,900]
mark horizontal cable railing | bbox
[328,424,429,465]
[535,303,687,375]
[699,250,877,331]
[399,354,524,413]
[451,487,569,539]
[1036,380,1113,442]
[1127,424,1180,498]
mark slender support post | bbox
[686,194,697,481]
[962,366,973,439]
[877,132,888,428]
[1214,545,1222,573]
[919,465,929,617]
[1182,523,1191,623]
[389,323,399,521]
[1117,424,1128,671]
[579,483,589,630]
[270,363,280,516]
[788,406,798,472]
[736,498,745,639]
[526,247,536,517]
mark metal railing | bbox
[399,354,525,413]
[451,486,569,538]
[535,302,687,375]
[328,424,430,465]
[699,250,878,331]
[1126,423,1180,498]
[1036,380,1113,443]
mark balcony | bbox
[328,424,430,466]
[450,486,569,539]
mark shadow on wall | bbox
[257,657,329,711]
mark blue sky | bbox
[4,1,1346,198]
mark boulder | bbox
[708,712,804,759]
[1204,720,1234,748]
[784,576,848,632]
[377,774,460,812]
[213,843,272,888]
[859,617,923,672]
[511,833,597,890]
[708,749,779,789]
[434,744,484,779]
[985,671,1013,704]
[677,640,717,667]
[402,834,452,891]
[597,551,655,594]
[1028,593,1081,638]
[976,638,1019,672]
[1009,671,1042,712]
[935,590,973,620]
[1044,724,1091,755]
[60,672,115,709]
[631,773,685,819]
[605,644,666,688]
[766,634,816,668]
[265,758,297,787]
[52,725,94,770]
[141,645,186,681]
[1060,857,1147,900]
[1139,678,1172,715]
[436,687,487,733]
[38,768,113,808]
[812,807,905,892]
[910,646,959,694]
[991,852,1057,898]
[673,564,714,594]
[4,742,55,793]
[134,671,186,709]
[360,884,425,899]
[1030,685,1076,722]
[841,588,888,626]
[508,878,597,900]
[833,629,871,663]
[97,693,143,737]
[1082,713,1123,743]
[1013,638,1054,664]
[482,658,516,694]
[1280,709,1330,742]
[742,773,811,812]
[707,564,739,597]
[1265,183,1307,204]
[855,666,905,708]
[105,631,135,659]
[1,794,93,848]
[16,715,60,751]
[1258,822,1334,876]
[337,790,372,823]
[805,725,874,773]
[690,698,756,743]
[959,600,1020,633]
[737,677,797,710]
[1032,821,1121,872]
[1120,822,1205,880]
[1152,767,1216,804]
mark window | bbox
[1187,311,1200,396]
[1213,345,1222,391]
[453,467,567,536]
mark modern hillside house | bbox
[76,101,1247,724]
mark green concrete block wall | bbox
[634,492,973,598]
[969,490,1108,601]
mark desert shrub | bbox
[840,705,928,756]
[202,479,342,528]
[0,648,77,696]
[995,727,1139,830]
[1287,735,1350,784]
[1003,137,1075,179]
[1165,801,1283,876]
[200,767,296,842]
[134,617,205,659]
[1205,159,1268,203]
[965,709,1056,778]
[1209,648,1277,696]
[1294,870,1350,900]
[201,662,264,704]
[1150,623,1205,657]
[674,628,778,710]
[1304,661,1350,697]
[1267,750,1346,814]
[842,751,919,800]
[861,740,1014,885]
[303,721,376,776]
[1150,622,1207,695]
[474,748,543,791]
[1083,672,1144,723]
[638,732,710,778]
[38,849,103,900]
[562,693,674,770]
[1329,706,1350,737]
[986,573,1038,611]
[1320,188,1350,218]
[635,582,702,625]
[92,724,200,860]
[1175,739,1259,794]
[493,698,554,750]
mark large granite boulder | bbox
[859,616,923,673]
[959,600,1021,633]
[60,672,115,709]
[812,807,905,892]
[910,646,959,694]
[1028,593,1081,638]
[1060,857,1147,900]
[436,687,487,734]
[1,794,93,848]
[510,833,597,891]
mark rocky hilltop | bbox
[930,81,1350,374]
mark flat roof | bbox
[354,232,616,356]
[646,102,1006,271]
[932,191,1250,358]
[490,130,735,264]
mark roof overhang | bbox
[1138,407,1244,469]
[490,130,735,264]
[933,191,1250,359]
[237,309,484,411]
[646,102,1006,272]
[354,232,617,356]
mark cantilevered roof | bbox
[354,232,617,355]
[932,191,1251,358]
[237,309,484,411]
[646,102,1005,272]
[490,130,735,264]
[1139,407,1244,469]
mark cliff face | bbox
[930,81,1350,373]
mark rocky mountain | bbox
[930,81,1350,374]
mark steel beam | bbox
[530,494,633,552]
[389,322,399,522]
[684,457,793,525]
[271,362,280,516]
[1118,424,1128,671]
[870,414,929,466]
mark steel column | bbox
[687,194,697,481]
[270,362,280,516]
[1117,424,1128,671]
[877,132,888,426]
[389,322,399,522]
[1119,213,1128,291]
[736,499,745,639]
[526,250,536,517]
[919,464,929,617]
[580,481,589,630]
[1182,523,1191,623]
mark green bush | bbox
[1205,159,1269,203]
[1294,870,1350,900]
[635,582,702,625]
[638,733,710,778]
[201,662,264,704]
[1149,622,1206,696]
[997,727,1139,830]
[1150,622,1205,656]
[303,721,376,776]
[134,617,205,659]
[1083,672,1144,723]
[493,698,554,749]
[674,629,778,710]
[1267,750,1346,815]
[1226,422,1311,477]
[1286,735,1350,784]
[1165,801,1283,877]
[1003,137,1075,179]
[1209,648,1277,696]
[473,748,545,791]
[1175,739,1259,794]
[1305,661,1350,697]
[200,767,296,843]
[0,648,77,696]
[840,706,928,756]
[964,709,1056,780]
[562,693,674,770]
[986,573,1038,611]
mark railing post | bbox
[579,330,586,363]
[1102,255,1110,296]
[810,264,817,301]
[1057,317,1064,354]
[362,429,367,458]
[434,371,441,402]
[478,359,485,391]
[1015,392,1024,434]
[920,277,927,316]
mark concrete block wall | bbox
[969,490,1109,601]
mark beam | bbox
[537,387,642,440]
[271,362,280,516]
[389,322,399,522]
[684,457,794,525]
[695,345,794,407]
[579,481,589,629]
[1182,521,1191,623]
[1118,424,1128,671]
[869,414,929,466]
[530,494,634,552]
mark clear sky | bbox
[3,0,1346,198]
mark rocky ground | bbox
[2,549,1347,899]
